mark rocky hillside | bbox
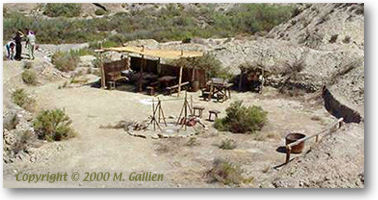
[268,3,364,50]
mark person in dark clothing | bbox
[13,31,24,61]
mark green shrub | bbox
[43,3,81,18]
[33,109,76,142]
[11,89,36,112]
[214,101,267,133]
[52,50,80,72]
[171,53,231,79]
[219,138,237,150]
[95,9,107,16]
[206,159,248,186]
[21,69,38,85]
[4,4,294,44]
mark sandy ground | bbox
[3,73,335,187]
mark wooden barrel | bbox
[285,133,306,153]
[191,80,200,92]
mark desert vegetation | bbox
[4,4,295,45]
[218,138,237,150]
[11,89,36,112]
[21,69,38,85]
[51,50,88,72]
[33,109,76,141]
[206,159,253,186]
[43,3,81,17]
[171,53,231,79]
[214,101,267,133]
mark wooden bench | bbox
[208,110,221,121]
[104,59,129,89]
[165,81,189,95]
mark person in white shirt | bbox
[26,30,36,60]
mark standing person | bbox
[26,30,36,60]
[13,30,24,61]
[4,41,16,60]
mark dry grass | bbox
[205,159,252,186]
[219,138,237,150]
[11,89,36,112]
[22,69,38,85]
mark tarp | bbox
[100,46,203,60]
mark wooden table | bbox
[158,76,177,88]
[206,78,233,102]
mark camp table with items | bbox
[203,78,233,102]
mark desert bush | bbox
[219,138,237,150]
[329,34,338,43]
[182,37,191,43]
[11,89,36,112]
[4,4,294,45]
[298,29,323,49]
[214,101,267,133]
[343,36,351,44]
[171,53,231,79]
[206,159,250,186]
[21,69,38,85]
[33,109,76,141]
[95,9,107,16]
[43,3,81,17]
[52,50,80,72]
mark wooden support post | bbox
[158,98,167,126]
[285,145,291,164]
[208,82,213,102]
[260,69,264,93]
[177,66,183,97]
[152,99,156,131]
[239,70,243,91]
[138,55,145,92]
[158,101,161,123]
[190,95,193,113]
[100,53,106,89]
[184,92,187,130]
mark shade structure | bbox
[100,46,203,60]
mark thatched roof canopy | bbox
[98,46,203,60]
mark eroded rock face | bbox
[267,3,364,50]
[3,103,38,164]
